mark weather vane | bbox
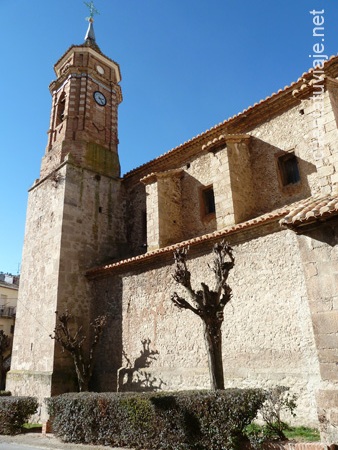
[84,1,99,22]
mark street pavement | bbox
[0,433,133,450]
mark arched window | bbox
[56,92,66,126]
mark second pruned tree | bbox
[50,310,107,392]
[0,330,10,390]
[171,241,234,390]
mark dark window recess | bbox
[278,153,301,186]
[141,210,147,243]
[203,187,216,215]
[56,92,66,125]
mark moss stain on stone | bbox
[85,142,120,177]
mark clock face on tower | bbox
[93,91,107,106]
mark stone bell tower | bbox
[7,12,125,407]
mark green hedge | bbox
[0,396,38,435]
[46,389,266,449]
[0,391,11,397]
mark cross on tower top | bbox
[84,0,99,23]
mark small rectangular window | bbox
[278,153,300,186]
[202,186,216,215]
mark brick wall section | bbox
[41,46,121,179]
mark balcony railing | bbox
[0,307,16,318]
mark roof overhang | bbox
[54,45,121,83]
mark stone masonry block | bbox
[319,363,338,381]
[325,120,338,133]
[318,348,338,364]
[312,311,338,335]
[317,390,338,409]
[316,333,338,350]
[304,262,318,278]
[317,165,335,177]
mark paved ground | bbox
[0,433,133,450]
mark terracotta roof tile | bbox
[280,193,338,228]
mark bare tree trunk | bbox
[203,319,224,390]
[171,242,234,391]
[50,311,107,392]
[73,359,89,392]
[0,354,3,390]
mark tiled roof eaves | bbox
[122,56,338,183]
[53,44,121,77]
[86,207,289,279]
[280,194,338,229]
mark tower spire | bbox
[84,1,100,49]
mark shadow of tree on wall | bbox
[118,339,166,392]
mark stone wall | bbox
[7,168,67,418]
[227,137,255,223]
[296,220,338,442]
[123,87,338,255]
[7,161,126,415]
[249,87,338,213]
[92,225,321,427]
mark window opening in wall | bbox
[278,153,300,186]
[141,210,147,245]
[202,186,216,215]
[56,92,66,126]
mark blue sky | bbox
[1,0,337,274]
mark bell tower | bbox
[7,9,126,413]
[41,17,122,179]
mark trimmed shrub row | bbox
[0,391,11,397]
[0,396,38,435]
[47,389,266,450]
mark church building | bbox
[6,12,338,443]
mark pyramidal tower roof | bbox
[84,1,100,51]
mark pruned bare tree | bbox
[0,330,10,390]
[50,310,107,392]
[171,241,234,390]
